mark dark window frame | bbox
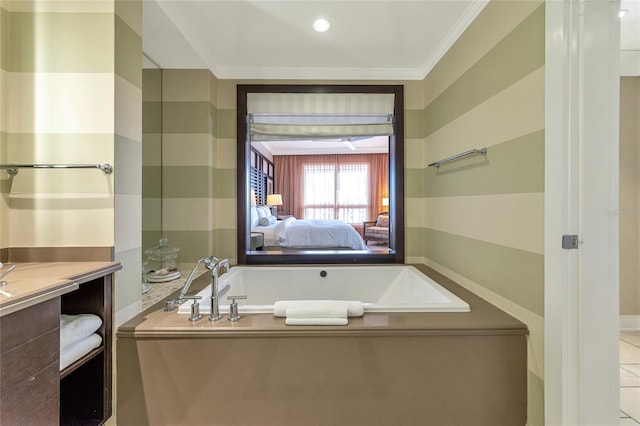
[237,84,405,265]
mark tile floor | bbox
[621,332,640,425]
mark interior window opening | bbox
[237,85,405,265]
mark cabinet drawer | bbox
[0,362,60,425]
[0,328,59,390]
[0,298,59,351]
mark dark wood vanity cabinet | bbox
[60,274,113,425]
[0,272,113,426]
[0,298,61,425]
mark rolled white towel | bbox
[273,300,364,318]
[60,333,102,371]
[60,314,103,351]
[285,317,348,326]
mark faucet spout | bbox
[0,263,16,287]
[177,256,219,301]
[164,256,221,312]
[208,258,230,322]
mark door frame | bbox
[544,0,620,424]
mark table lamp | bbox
[266,193,283,216]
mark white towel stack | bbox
[273,300,364,326]
[59,314,103,370]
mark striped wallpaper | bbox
[420,2,545,425]
[142,77,424,267]
[114,0,143,319]
[147,75,466,267]
[2,2,114,247]
[0,0,143,319]
[142,67,162,260]
[0,1,8,248]
[1,2,117,248]
[141,69,232,269]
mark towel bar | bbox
[0,163,113,175]
[428,148,487,168]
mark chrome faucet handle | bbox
[0,263,16,287]
[181,296,203,322]
[227,295,247,322]
[164,297,185,312]
[202,256,220,270]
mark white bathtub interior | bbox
[177,265,470,314]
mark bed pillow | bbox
[258,216,277,226]
[250,207,260,228]
[260,206,274,218]
[255,206,267,219]
[375,214,390,227]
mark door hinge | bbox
[562,234,579,249]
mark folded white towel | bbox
[60,314,103,351]
[286,305,347,319]
[285,317,348,326]
[60,333,102,371]
[273,300,364,318]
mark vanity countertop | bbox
[0,261,121,317]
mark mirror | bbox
[237,84,405,265]
[141,54,162,254]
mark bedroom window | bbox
[303,163,369,224]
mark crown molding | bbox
[212,66,425,81]
[419,0,489,79]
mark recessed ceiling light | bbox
[619,9,629,18]
[313,18,330,32]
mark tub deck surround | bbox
[117,265,528,425]
[120,265,524,336]
[0,261,122,316]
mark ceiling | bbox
[143,0,488,80]
[143,0,640,154]
[144,0,640,79]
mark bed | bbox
[250,206,367,250]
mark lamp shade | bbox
[250,189,257,207]
[266,194,283,206]
[382,197,389,207]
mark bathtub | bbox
[178,265,470,314]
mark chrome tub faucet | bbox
[208,258,229,322]
[165,256,218,311]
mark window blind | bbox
[248,93,395,139]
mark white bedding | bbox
[253,222,279,245]
[252,217,366,250]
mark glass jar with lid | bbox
[144,238,181,282]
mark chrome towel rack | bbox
[0,163,113,176]
[428,148,487,168]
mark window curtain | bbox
[274,153,389,227]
